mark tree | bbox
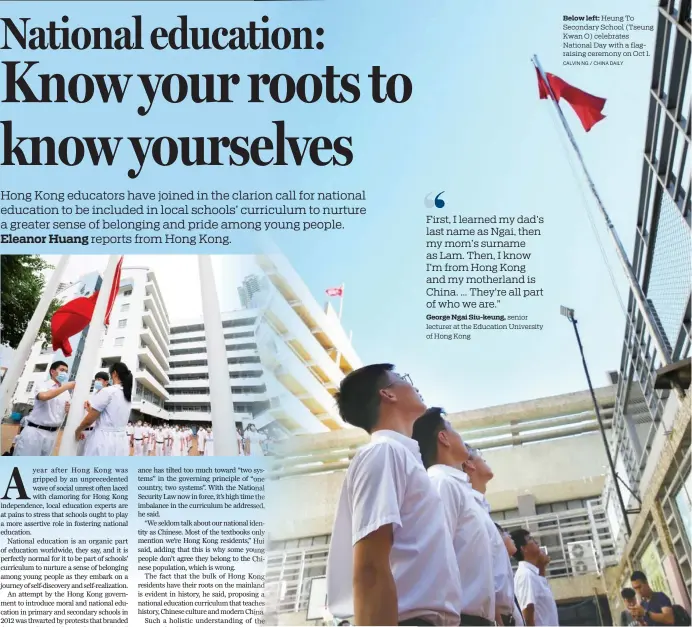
[0,256,61,349]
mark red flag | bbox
[326,286,343,297]
[104,256,124,326]
[51,292,99,357]
[536,68,606,132]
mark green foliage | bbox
[1,255,61,349]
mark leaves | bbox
[1,255,61,349]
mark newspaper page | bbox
[1,1,690,627]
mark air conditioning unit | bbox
[567,540,598,575]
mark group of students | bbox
[325,364,560,627]
[13,360,133,457]
[127,421,207,456]
[10,360,269,457]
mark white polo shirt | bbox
[427,465,495,621]
[27,380,70,427]
[326,430,463,626]
[472,490,515,615]
[514,561,559,626]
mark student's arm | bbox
[349,445,404,627]
[36,381,75,401]
[353,525,397,626]
[76,409,101,439]
[522,604,535,627]
[646,606,674,625]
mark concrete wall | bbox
[269,432,607,541]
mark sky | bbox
[6,0,661,413]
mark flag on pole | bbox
[51,256,124,356]
[51,293,99,357]
[104,256,124,326]
[326,286,344,297]
[536,68,606,132]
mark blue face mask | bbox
[56,372,69,384]
[109,377,114,386]
[94,381,104,391]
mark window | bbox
[123,290,132,297]
[25,381,34,392]
[114,337,125,347]
[121,303,130,312]
[118,319,127,329]
[33,364,48,373]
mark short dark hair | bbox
[510,528,531,561]
[94,371,110,383]
[335,364,394,433]
[631,571,648,584]
[411,407,447,468]
[49,360,68,374]
[621,588,636,600]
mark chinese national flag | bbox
[536,68,606,132]
[326,286,343,297]
[50,256,124,356]
[51,293,99,357]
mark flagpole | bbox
[0,255,71,422]
[338,283,345,321]
[532,55,673,367]
[198,255,237,456]
[58,255,121,456]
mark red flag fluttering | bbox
[50,256,124,357]
[326,286,344,297]
[51,293,98,357]
[536,68,606,132]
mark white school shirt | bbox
[472,490,515,616]
[27,380,70,427]
[90,385,131,430]
[427,465,495,621]
[326,430,463,626]
[514,561,559,627]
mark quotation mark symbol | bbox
[424,192,445,209]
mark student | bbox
[76,362,132,456]
[463,448,515,625]
[495,524,525,626]
[78,372,110,456]
[245,423,267,456]
[326,364,463,626]
[411,408,496,626]
[133,420,145,456]
[197,427,206,456]
[620,588,646,626]
[204,429,214,456]
[155,427,165,456]
[629,571,675,626]
[511,529,559,626]
[14,361,75,456]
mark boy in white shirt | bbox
[14,361,74,456]
[326,364,463,626]
[511,529,559,627]
[412,408,497,626]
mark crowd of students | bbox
[8,359,268,457]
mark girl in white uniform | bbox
[197,428,206,456]
[76,363,133,456]
[244,424,267,456]
[204,430,214,456]
[171,428,183,456]
[77,372,110,456]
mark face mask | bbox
[56,372,69,384]
[94,381,104,391]
[109,377,114,385]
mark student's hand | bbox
[75,427,84,441]
[65,402,71,415]
[65,381,76,391]
[630,605,645,619]
[84,400,91,410]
